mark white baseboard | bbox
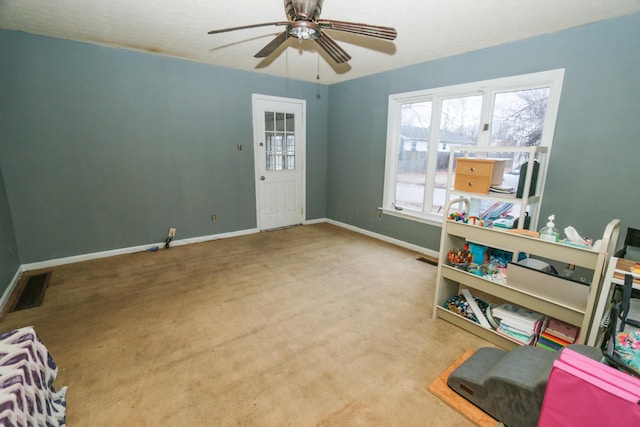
[20,227,260,272]
[324,219,439,259]
[169,228,259,247]
[0,266,24,314]
[303,218,326,226]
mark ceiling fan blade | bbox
[254,31,290,58]
[316,32,351,63]
[208,21,288,35]
[318,20,397,40]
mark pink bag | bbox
[538,348,640,426]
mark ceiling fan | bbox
[208,0,397,64]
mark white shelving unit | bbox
[433,196,620,349]
[445,145,549,231]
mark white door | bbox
[252,94,306,231]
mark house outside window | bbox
[382,69,565,226]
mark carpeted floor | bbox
[0,223,494,426]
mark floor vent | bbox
[11,272,51,312]
[417,256,438,266]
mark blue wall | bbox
[327,13,640,250]
[0,31,328,267]
[1,13,639,294]
[0,168,19,292]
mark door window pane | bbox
[265,111,295,171]
[265,112,274,131]
[276,112,285,131]
[285,134,295,170]
[286,113,295,132]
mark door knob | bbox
[260,176,266,180]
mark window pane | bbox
[274,134,283,151]
[440,96,482,146]
[436,96,482,213]
[490,88,550,148]
[395,101,432,211]
[285,135,295,170]
[266,135,274,151]
[267,154,276,170]
[286,113,294,132]
[286,135,295,151]
[275,113,285,132]
[266,133,285,171]
[265,112,274,131]
[485,88,550,216]
[265,111,296,172]
[286,155,295,170]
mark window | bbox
[382,69,564,225]
[265,112,295,171]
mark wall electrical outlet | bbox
[211,214,217,221]
[168,228,176,238]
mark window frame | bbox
[382,69,565,226]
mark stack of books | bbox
[492,303,545,345]
[536,318,579,351]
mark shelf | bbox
[442,265,585,326]
[445,221,602,269]
[436,306,519,350]
[448,190,540,205]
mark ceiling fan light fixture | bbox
[288,21,320,40]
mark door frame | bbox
[251,94,306,231]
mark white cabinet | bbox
[432,199,620,349]
[445,145,548,231]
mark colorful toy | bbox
[448,211,466,222]
[464,216,485,227]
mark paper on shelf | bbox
[461,289,492,329]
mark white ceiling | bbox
[1,0,639,84]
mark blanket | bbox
[0,326,67,426]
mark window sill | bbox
[380,207,443,227]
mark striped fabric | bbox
[0,326,67,427]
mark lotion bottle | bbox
[539,215,560,242]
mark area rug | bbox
[427,350,501,427]
[11,272,51,312]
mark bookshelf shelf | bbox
[441,266,585,326]
[433,198,620,348]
